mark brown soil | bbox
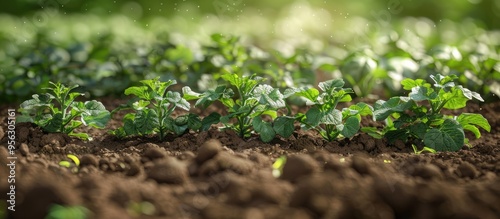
[0,98,499,219]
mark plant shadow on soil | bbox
[0,98,499,219]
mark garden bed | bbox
[1,98,499,219]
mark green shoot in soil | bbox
[111,77,198,140]
[373,74,491,151]
[294,79,373,141]
[18,82,111,140]
[411,145,437,155]
[45,204,88,219]
[185,73,295,142]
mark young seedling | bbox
[184,73,296,142]
[412,144,437,155]
[18,82,111,140]
[293,79,373,141]
[59,154,80,173]
[111,77,199,140]
[373,74,491,151]
[45,204,88,219]
[127,201,156,217]
[272,156,287,178]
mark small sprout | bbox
[272,156,287,178]
[127,201,156,217]
[45,204,88,219]
[67,154,80,166]
[412,144,437,155]
[59,154,80,173]
[383,159,391,163]
[339,157,346,163]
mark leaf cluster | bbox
[185,73,295,142]
[111,77,201,141]
[372,74,491,151]
[18,82,111,140]
[294,79,373,141]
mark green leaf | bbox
[401,78,426,90]
[19,93,53,114]
[174,115,189,126]
[361,127,383,139]
[305,107,322,127]
[134,109,159,134]
[294,87,319,103]
[165,91,182,103]
[141,78,176,95]
[456,113,491,138]
[373,97,414,121]
[252,117,264,132]
[273,116,295,138]
[408,122,428,140]
[221,74,263,95]
[456,86,484,102]
[44,112,63,133]
[385,129,409,144]
[187,114,203,131]
[349,102,373,116]
[182,86,201,101]
[260,123,276,142]
[169,121,188,136]
[409,86,431,101]
[69,132,90,140]
[283,88,298,98]
[424,119,465,152]
[261,110,278,119]
[111,127,127,138]
[318,79,344,93]
[81,100,111,128]
[442,88,469,110]
[122,114,138,135]
[125,86,151,100]
[252,117,276,142]
[201,113,221,131]
[321,109,342,125]
[340,116,360,138]
[66,120,83,133]
[132,100,150,111]
[177,99,191,111]
[16,115,34,123]
[195,85,227,108]
[165,91,190,111]
[258,88,286,109]
[339,92,353,102]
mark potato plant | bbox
[184,73,296,142]
[372,74,491,151]
[293,79,373,141]
[111,77,201,140]
[18,82,111,140]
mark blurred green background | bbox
[1,0,499,103]
[1,0,499,29]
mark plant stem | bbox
[157,101,164,141]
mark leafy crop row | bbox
[2,16,499,104]
[18,74,490,152]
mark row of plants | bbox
[2,14,499,103]
[18,73,490,152]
